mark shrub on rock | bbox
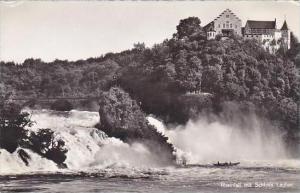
[97,87,176,165]
[25,128,68,167]
[1,97,68,167]
[0,100,33,153]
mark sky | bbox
[0,1,299,63]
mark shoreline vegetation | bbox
[1,17,300,167]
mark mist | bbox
[148,110,288,164]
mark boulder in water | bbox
[97,87,176,165]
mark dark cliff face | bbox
[97,87,176,165]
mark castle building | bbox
[203,9,242,39]
[204,9,291,53]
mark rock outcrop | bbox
[97,87,176,165]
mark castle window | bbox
[230,24,232,28]
[223,24,225,28]
[235,25,237,28]
[218,24,220,28]
[226,24,229,28]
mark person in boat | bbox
[182,157,187,166]
[214,161,240,166]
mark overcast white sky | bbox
[0,1,299,63]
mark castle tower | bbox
[281,20,290,51]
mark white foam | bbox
[0,109,164,175]
[148,114,288,164]
[0,109,298,175]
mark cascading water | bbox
[1,109,299,193]
[1,108,298,175]
[148,114,289,165]
[0,109,165,175]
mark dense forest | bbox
[1,17,300,156]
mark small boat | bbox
[213,162,240,167]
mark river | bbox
[0,109,299,193]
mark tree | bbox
[290,32,299,50]
[0,96,68,167]
[0,99,33,153]
[133,42,146,52]
[26,128,68,167]
[173,51,203,92]
[287,32,300,62]
[201,66,223,93]
[175,17,201,39]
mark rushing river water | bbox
[0,165,299,193]
[0,109,299,193]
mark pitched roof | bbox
[246,20,276,29]
[203,21,215,31]
[214,9,241,22]
[281,20,288,30]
